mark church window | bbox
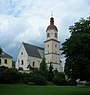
[21,52,23,55]
[21,60,24,65]
[55,33,57,38]
[33,61,35,67]
[5,59,7,64]
[47,33,50,37]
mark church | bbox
[15,16,63,72]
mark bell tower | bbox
[44,15,62,72]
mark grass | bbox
[0,84,90,95]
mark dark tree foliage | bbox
[40,58,48,71]
[61,17,90,81]
[0,68,22,84]
[53,72,67,86]
[40,58,48,79]
[22,68,47,85]
[48,62,54,81]
[0,48,2,54]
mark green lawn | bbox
[0,84,90,95]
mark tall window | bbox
[21,52,23,55]
[33,61,35,67]
[55,33,57,38]
[5,59,7,64]
[47,45,49,47]
[47,33,50,37]
[21,60,24,65]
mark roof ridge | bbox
[22,42,44,50]
[0,51,12,58]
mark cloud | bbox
[15,28,40,42]
[0,0,90,61]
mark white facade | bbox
[16,43,28,70]
[15,43,43,70]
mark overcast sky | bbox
[0,0,90,61]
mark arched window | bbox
[21,52,23,55]
[21,60,24,65]
[33,61,35,67]
[5,59,7,64]
[47,33,50,37]
[55,33,57,38]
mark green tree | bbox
[48,62,54,81]
[53,72,67,86]
[0,68,22,84]
[61,17,90,81]
[0,47,2,54]
[40,58,48,79]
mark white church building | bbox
[15,16,63,72]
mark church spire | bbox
[46,13,58,31]
[50,11,54,25]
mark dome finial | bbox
[50,11,54,25]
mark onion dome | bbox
[46,17,58,31]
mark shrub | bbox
[0,68,21,84]
[53,72,67,86]
[84,82,90,86]
[67,79,77,86]
[0,66,8,72]
[22,69,47,85]
[34,74,46,85]
[22,73,31,84]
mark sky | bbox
[0,0,90,63]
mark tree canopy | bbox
[61,17,90,81]
[0,48,2,54]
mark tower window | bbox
[21,60,24,65]
[47,45,49,47]
[33,61,35,67]
[5,59,7,64]
[55,44,57,48]
[47,33,50,37]
[55,33,57,38]
[48,51,49,53]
